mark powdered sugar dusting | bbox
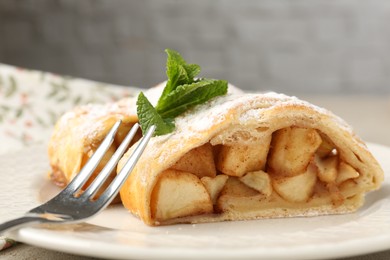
[55,99,136,141]
[173,92,329,132]
[166,91,364,153]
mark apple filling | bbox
[150,126,362,222]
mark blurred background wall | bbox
[0,0,389,95]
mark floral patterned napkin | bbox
[0,63,140,250]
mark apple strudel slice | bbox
[118,92,384,225]
[47,97,139,191]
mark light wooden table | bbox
[2,95,390,260]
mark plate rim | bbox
[11,227,390,260]
[2,142,390,260]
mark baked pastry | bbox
[47,82,241,190]
[47,97,139,189]
[118,92,384,225]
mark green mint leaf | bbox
[158,49,200,106]
[136,92,175,136]
[183,63,201,81]
[136,49,228,136]
[156,79,228,118]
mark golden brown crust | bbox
[118,92,384,226]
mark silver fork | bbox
[0,121,155,234]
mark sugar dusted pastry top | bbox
[118,92,384,226]
[51,99,136,145]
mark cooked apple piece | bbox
[272,163,317,203]
[151,169,213,221]
[327,183,344,207]
[269,127,322,176]
[220,177,259,197]
[239,170,272,197]
[336,162,359,184]
[171,143,216,178]
[316,134,335,158]
[216,135,271,177]
[217,194,266,213]
[217,177,264,213]
[201,175,229,204]
[339,179,358,198]
[315,154,338,183]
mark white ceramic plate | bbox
[1,143,390,260]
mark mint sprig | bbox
[136,92,174,136]
[156,79,228,119]
[137,49,228,136]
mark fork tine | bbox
[95,125,156,208]
[80,123,139,200]
[64,120,122,194]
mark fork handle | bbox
[0,216,44,234]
